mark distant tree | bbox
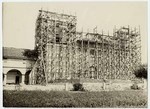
[23,48,38,60]
[134,64,147,79]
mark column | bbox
[21,74,25,85]
[65,83,68,91]
[3,74,7,86]
[143,79,147,90]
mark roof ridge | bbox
[3,46,34,50]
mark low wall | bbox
[80,80,133,91]
[3,84,66,91]
[3,79,146,91]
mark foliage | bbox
[73,83,85,91]
[131,83,140,90]
[23,48,38,60]
[134,64,147,79]
[3,90,147,107]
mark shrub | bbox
[23,48,38,60]
[134,64,147,79]
[73,83,85,91]
[131,83,139,90]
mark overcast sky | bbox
[2,2,147,63]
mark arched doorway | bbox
[25,70,31,85]
[7,69,22,85]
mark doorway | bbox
[7,69,22,85]
[15,76,20,84]
[25,70,31,85]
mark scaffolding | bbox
[30,10,141,84]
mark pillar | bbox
[143,79,147,90]
[3,74,7,86]
[103,82,106,90]
[65,83,68,91]
[21,74,25,85]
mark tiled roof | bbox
[3,47,34,60]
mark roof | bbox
[3,47,35,60]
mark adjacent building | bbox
[3,47,35,85]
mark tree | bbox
[23,48,38,60]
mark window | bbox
[90,49,95,55]
[56,37,60,43]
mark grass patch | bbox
[3,90,147,107]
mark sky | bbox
[2,2,147,64]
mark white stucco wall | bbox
[3,59,35,70]
[3,58,35,85]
